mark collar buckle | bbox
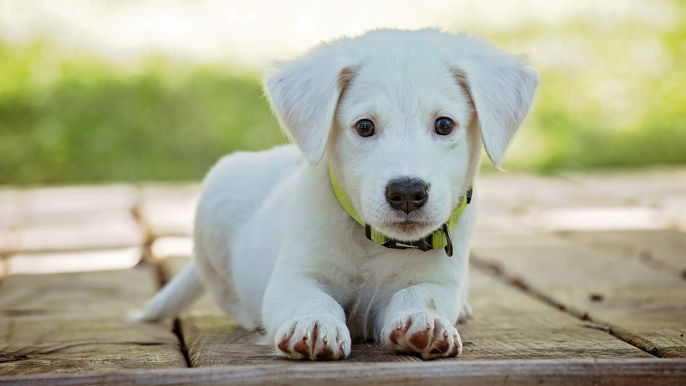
[442,223,454,257]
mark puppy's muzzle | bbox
[385,178,428,214]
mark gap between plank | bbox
[151,259,193,368]
[469,255,663,359]
[173,318,192,368]
[130,202,156,262]
[136,197,193,369]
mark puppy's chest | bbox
[330,245,449,295]
[314,238,454,339]
[336,249,417,292]
[341,251,438,339]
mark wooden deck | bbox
[1,168,685,385]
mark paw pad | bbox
[274,316,351,360]
[382,312,462,360]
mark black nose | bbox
[385,178,429,214]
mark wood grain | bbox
[160,255,649,367]
[461,269,651,361]
[0,358,684,386]
[556,229,686,277]
[472,232,686,358]
[0,265,187,375]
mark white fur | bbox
[141,29,537,360]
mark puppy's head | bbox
[265,29,538,242]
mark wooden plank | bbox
[5,247,142,275]
[0,189,19,254]
[474,173,578,233]
[0,189,19,229]
[476,173,581,211]
[662,197,686,230]
[18,185,139,224]
[0,229,18,256]
[472,233,686,358]
[556,229,686,277]
[139,185,199,238]
[13,212,144,254]
[0,258,7,279]
[0,186,144,255]
[471,231,567,249]
[524,206,668,231]
[0,264,187,375]
[461,269,651,361]
[151,237,193,260]
[476,168,686,233]
[559,167,686,206]
[160,255,649,366]
[0,358,684,386]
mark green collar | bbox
[329,167,471,257]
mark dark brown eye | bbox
[355,119,375,137]
[434,117,455,136]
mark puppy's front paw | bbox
[275,316,351,360]
[382,311,462,360]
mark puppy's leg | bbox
[263,276,351,360]
[380,284,462,360]
[457,271,473,323]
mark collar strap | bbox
[329,167,472,257]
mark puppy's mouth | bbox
[375,216,441,241]
[387,220,430,231]
[388,221,431,238]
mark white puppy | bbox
[141,29,538,360]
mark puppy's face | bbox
[265,29,538,243]
[330,61,477,241]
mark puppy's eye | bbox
[434,117,455,136]
[355,119,375,137]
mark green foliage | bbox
[1,3,685,184]
[478,1,686,172]
[0,43,285,184]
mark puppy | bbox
[141,29,538,360]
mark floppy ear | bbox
[264,46,355,165]
[452,44,538,167]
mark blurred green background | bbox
[1,0,684,185]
